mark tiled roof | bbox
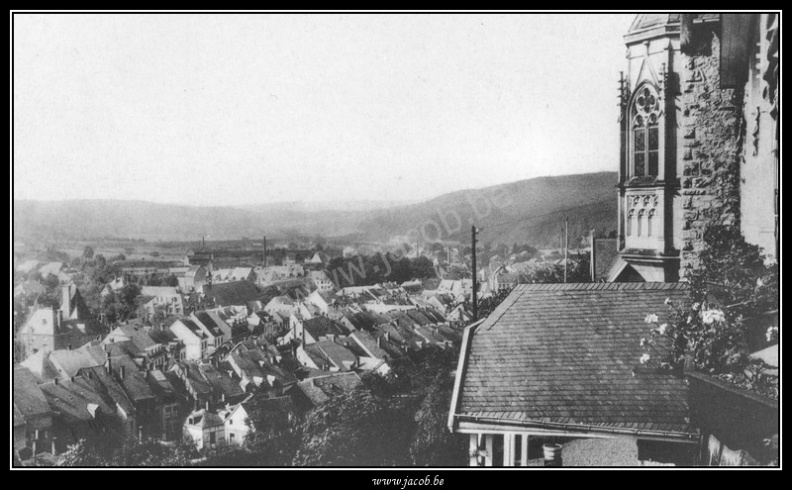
[14,365,52,419]
[455,283,693,436]
[295,372,363,406]
[49,348,104,378]
[40,376,115,423]
[78,365,137,415]
[203,281,260,307]
[186,408,224,428]
[312,341,358,371]
[349,331,388,360]
[303,316,347,340]
[594,238,620,282]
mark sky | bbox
[13,13,635,207]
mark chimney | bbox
[221,393,225,403]
[105,357,111,375]
[120,366,126,378]
[377,336,382,348]
[67,343,72,351]
[51,438,57,456]
[205,400,209,411]
[56,310,63,330]
[53,377,59,386]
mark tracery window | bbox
[632,85,660,177]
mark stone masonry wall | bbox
[679,30,744,274]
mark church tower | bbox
[611,14,691,282]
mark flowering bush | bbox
[640,225,779,375]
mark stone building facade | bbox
[611,13,779,282]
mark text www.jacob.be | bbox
[372,476,444,488]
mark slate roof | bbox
[294,372,363,407]
[14,365,52,420]
[203,281,260,307]
[349,331,388,360]
[594,238,620,282]
[303,316,347,339]
[311,341,358,371]
[453,283,694,437]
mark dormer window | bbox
[632,85,660,178]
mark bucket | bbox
[543,443,563,466]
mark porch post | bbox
[469,434,479,467]
[504,433,515,466]
[520,434,529,466]
[485,434,494,467]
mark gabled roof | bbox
[14,365,52,419]
[202,280,260,307]
[310,341,358,371]
[139,286,180,297]
[593,238,620,282]
[302,316,347,340]
[294,372,363,407]
[48,348,105,378]
[451,283,694,438]
[186,408,224,428]
[349,331,388,360]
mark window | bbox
[632,85,660,177]
[627,209,635,236]
[637,209,645,237]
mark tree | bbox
[83,246,95,260]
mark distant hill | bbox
[13,172,618,247]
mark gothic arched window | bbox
[627,209,635,236]
[647,209,656,237]
[632,85,660,178]
[637,209,645,236]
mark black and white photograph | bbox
[11,11,780,469]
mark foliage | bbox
[326,253,437,289]
[83,245,95,259]
[293,347,466,467]
[57,439,199,467]
[641,225,779,378]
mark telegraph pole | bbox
[471,225,478,322]
[563,217,569,283]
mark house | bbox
[145,369,185,441]
[307,270,335,291]
[17,284,98,359]
[177,265,208,292]
[449,283,698,467]
[39,374,126,454]
[220,393,297,446]
[13,365,54,460]
[100,277,126,298]
[183,409,224,450]
[202,280,260,309]
[287,316,348,346]
[139,286,185,317]
[169,361,247,409]
[287,372,364,411]
[611,14,779,282]
[103,324,169,370]
[169,319,209,360]
[264,295,300,317]
[223,341,297,391]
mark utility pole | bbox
[590,228,596,282]
[471,225,478,322]
[564,217,569,283]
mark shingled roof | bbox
[450,283,695,439]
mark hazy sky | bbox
[13,13,635,207]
